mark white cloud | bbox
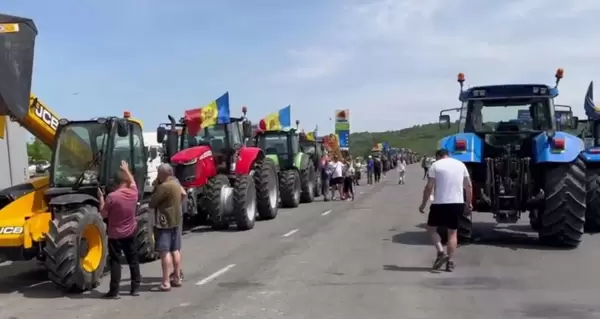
[283,0,600,131]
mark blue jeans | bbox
[154,227,181,253]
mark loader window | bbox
[463,98,553,132]
[51,123,106,187]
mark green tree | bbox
[27,138,52,163]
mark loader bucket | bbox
[0,14,37,120]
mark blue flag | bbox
[584,81,598,119]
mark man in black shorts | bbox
[418,149,472,272]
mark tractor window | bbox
[186,125,228,150]
[111,124,133,185]
[51,123,105,187]
[258,134,288,154]
[229,122,243,146]
[463,98,554,132]
[291,134,299,154]
[130,123,146,194]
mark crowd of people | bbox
[99,150,419,297]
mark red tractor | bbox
[156,109,279,230]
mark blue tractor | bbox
[438,69,586,248]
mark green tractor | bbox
[299,133,324,198]
[255,129,317,207]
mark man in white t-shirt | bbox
[418,149,473,272]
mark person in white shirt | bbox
[397,158,407,184]
[418,149,472,272]
[328,156,345,200]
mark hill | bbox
[349,122,458,157]
[349,122,580,157]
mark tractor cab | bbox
[255,128,299,168]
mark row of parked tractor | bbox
[155,110,333,232]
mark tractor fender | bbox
[265,154,280,172]
[294,153,309,170]
[438,133,483,163]
[533,132,584,163]
[235,147,264,175]
[581,147,600,162]
[48,193,99,208]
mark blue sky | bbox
[5,0,600,134]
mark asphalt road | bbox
[2,166,600,319]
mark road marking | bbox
[196,264,236,285]
[282,229,299,237]
[321,210,332,216]
[360,192,365,194]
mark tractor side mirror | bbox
[117,119,129,137]
[157,126,166,143]
[439,115,451,129]
[570,116,579,129]
[242,121,252,138]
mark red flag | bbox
[184,108,202,136]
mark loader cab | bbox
[48,115,147,200]
[255,129,299,168]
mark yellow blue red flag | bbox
[184,92,230,136]
[258,105,291,131]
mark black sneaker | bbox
[432,252,449,270]
[102,291,120,299]
[446,260,455,272]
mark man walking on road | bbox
[99,160,141,299]
[419,149,472,272]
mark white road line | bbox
[321,210,332,216]
[282,229,299,237]
[196,264,236,286]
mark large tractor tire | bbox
[300,161,316,203]
[44,205,108,293]
[539,158,586,248]
[205,174,231,231]
[279,169,301,208]
[254,157,279,220]
[136,203,158,263]
[314,171,322,197]
[585,164,600,232]
[233,175,257,231]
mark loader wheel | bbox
[280,170,301,208]
[300,161,316,203]
[539,157,586,248]
[136,204,158,263]
[233,175,257,231]
[585,164,600,232]
[254,157,279,220]
[44,205,107,293]
[205,174,231,231]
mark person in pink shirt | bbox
[98,160,141,299]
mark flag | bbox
[306,132,315,141]
[584,81,600,119]
[0,116,5,139]
[258,105,291,131]
[184,92,230,136]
